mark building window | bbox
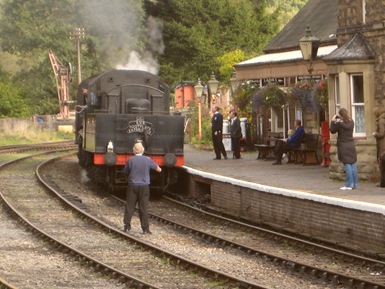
[334,76,340,114]
[350,74,365,136]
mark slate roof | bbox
[265,0,338,53]
[323,33,375,61]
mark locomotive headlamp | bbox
[104,140,117,166]
[107,140,114,152]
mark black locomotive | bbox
[75,69,184,193]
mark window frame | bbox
[350,73,366,137]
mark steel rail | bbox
[141,195,385,289]
[36,155,269,289]
[0,153,158,289]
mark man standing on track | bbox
[123,142,161,234]
[211,105,228,160]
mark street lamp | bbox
[194,72,220,140]
[229,70,239,94]
[207,72,219,107]
[299,26,319,75]
[70,27,85,84]
[194,78,204,140]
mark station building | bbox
[234,0,383,181]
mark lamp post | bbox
[230,70,239,94]
[194,79,204,140]
[229,69,240,105]
[194,72,220,141]
[299,26,319,75]
[207,72,219,108]
[70,27,85,84]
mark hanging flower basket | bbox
[253,82,286,111]
[290,80,328,112]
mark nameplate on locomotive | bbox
[126,116,154,135]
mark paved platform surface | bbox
[183,144,385,208]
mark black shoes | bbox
[123,225,131,232]
[213,158,221,160]
[272,161,282,165]
[142,230,152,235]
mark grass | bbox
[0,128,73,146]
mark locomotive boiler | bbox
[75,69,184,193]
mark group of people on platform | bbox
[211,105,242,160]
[121,105,385,234]
[209,105,364,191]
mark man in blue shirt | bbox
[123,142,161,234]
[273,119,305,165]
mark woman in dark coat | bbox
[330,108,358,190]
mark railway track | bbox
[35,155,385,288]
[0,151,269,288]
[0,141,76,155]
[149,196,385,288]
[2,149,385,288]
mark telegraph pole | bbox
[70,27,85,84]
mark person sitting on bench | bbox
[272,119,305,165]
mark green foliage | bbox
[0,0,305,118]
[265,0,308,28]
[0,0,144,116]
[232,81,260,121]
[144,0,280,86]
[217,49,246,85]
[0,127,71,146]
[0,79,31,117]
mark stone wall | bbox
[194,174,385,255]
[337,0,385,106]
[327,0,385,181]
[328,138,380,182]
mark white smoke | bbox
[80,169,90,183]
[116,16,164,74]
[79,0,164,75]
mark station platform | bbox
[183,144,385,213]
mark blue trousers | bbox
[344,163,358,189]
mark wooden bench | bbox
[255,131,283,160]
[286,133,321,165]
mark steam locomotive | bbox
[74,69,184,193]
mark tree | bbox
[0,80,31,117]
[144,0,280,86]
[0,0,145,115]
[217,49,246,85]
[0,0,304,116]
